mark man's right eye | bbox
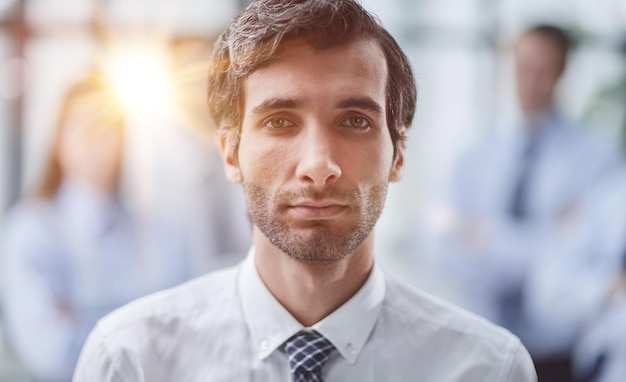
[264,118,295,129]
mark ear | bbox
[389,126,406,183]
[218,133,243,184]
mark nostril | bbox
[295,129,342,185]
[296,159,342,186]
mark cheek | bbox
[346,141,394,181]
[373,154,395,181]
[94,137,124,169]
[369,134,395,171]
[58,134,86,171]
[237,138,293,182]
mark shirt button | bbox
[346,343,356,355]
[260,339,270,352]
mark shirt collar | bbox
[521,107,562,139]
[238,247,386,364]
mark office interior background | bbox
[0,0,624,379]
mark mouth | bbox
[288,201,348,220]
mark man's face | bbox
[515,32,565,117]
[220,38,404,262]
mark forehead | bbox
[516,33,563,59]
[257,37,385,76]
[64,100,124,133]
[242,38,388,109]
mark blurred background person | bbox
[419,24,621,382]
[0,73,192,382]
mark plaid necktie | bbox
[285,331,335,382]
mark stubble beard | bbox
[243,182,388,263]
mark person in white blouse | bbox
[1,74,192,382]
[72,1,537,381]
[420,25,619,381]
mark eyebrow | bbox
[336,97,383,115]
[251,98,302,114]
[250,96,384,115]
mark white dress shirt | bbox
[73,247,537,382]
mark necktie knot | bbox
[285,331,335,381]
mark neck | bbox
[525,105,553,122]
[524,109,554,138]
[253,226,374,327]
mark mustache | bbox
[276,186,359,202]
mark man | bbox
[73,1,537,381]
[424,25,618,382]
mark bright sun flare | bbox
[103,42,176,118]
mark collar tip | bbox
[340,349,360,365]
[258,350,273,360]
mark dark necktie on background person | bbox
[501,134,542,330]
[285,331,336,382]
[509,132,541,221]
[501,132,542,334]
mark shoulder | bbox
[384,275,516,343]
[553,120,622,175]
[74,266,247,379]
[96,266,240,336]
[553,117,615,152]
[380,276,536,380]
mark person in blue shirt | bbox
[420,25,620,382]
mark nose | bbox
[295,126,342,186]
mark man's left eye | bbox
[342,116,370,129]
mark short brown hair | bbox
[207,0,417,159]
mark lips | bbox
[289,201,348,220]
